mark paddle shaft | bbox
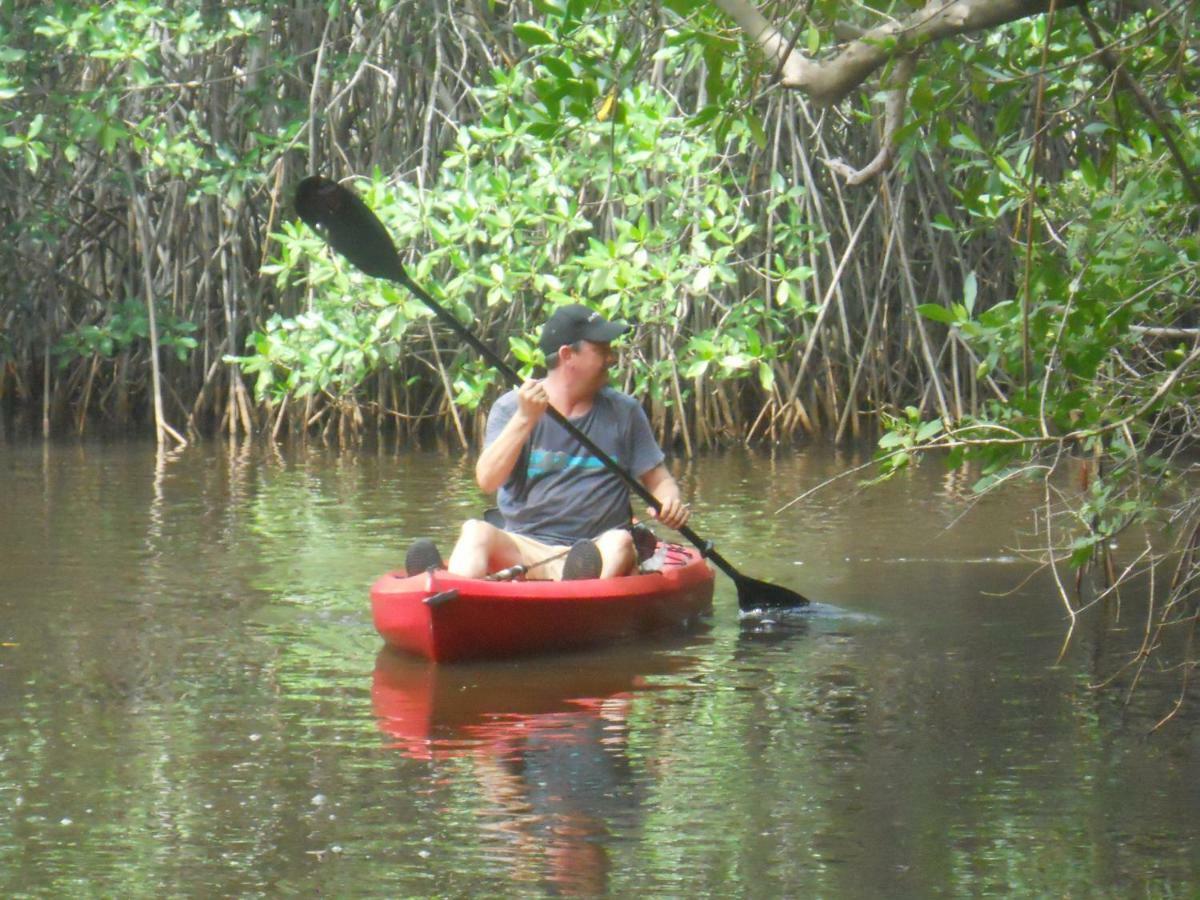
[395,271,744,581]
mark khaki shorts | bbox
[504,531,572,580]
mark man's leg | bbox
[446,519,563,579]
[593,529,636,578]
[446,519,519,577]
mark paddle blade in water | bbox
[704,545,811,611]
[733,573,810,612]
[294,176,404,281]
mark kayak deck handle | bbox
[424,588,460,608]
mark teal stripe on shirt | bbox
[527,449,609,480]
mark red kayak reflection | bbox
[371,642,700,761]
[372,641,704,895]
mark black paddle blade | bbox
[733,572,810,612]
[294,176,405,281]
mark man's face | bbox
[573,340,617,389]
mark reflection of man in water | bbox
[373,650,681,893]
[472,696,637,895]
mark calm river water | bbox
[1,437,1197,897]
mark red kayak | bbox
[370,542,714,662]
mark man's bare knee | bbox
[458,518,496,546]
[448,518,500,578]
[596,528,633,554]
[595,529,636,577]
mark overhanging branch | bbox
[826,53,919,184]
[715,0,1079,106]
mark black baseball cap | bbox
[538,303,630,356]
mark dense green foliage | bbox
[1,0,313,437]
[248,69,801,443]
[861,8,1200,690]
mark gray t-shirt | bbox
[485,386,664,545]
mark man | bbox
[407,303,690,580]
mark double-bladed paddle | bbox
[293,175,809,611]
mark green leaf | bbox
[702,42,724,107]
[916,303,956,324]
[949,124,983,153]
[916,418,943,442]
[757,362,774,391]
[745,112,767,150]
[806,26,820,56]
[687,106,721,127]
[540,56,573,80]
[514,23,555,46]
